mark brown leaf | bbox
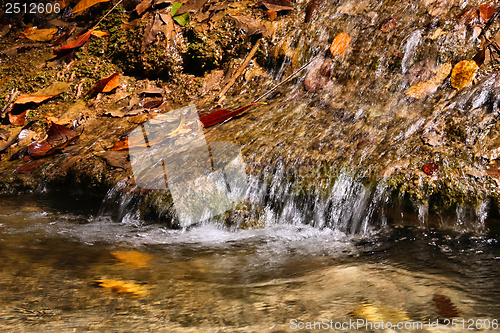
[141,13,163,52]
[199,102,265,128]
[8,110,28,126]
[72,0,112,14]
[175,0,209,16]
[260,2,293,12]
[305,0,325,22]
[422,163,439,175]
[479,3,495,23]
[21,27,58,42]
[330,32,351,56]
[54,29,94,55]
[433,294,459,318]
[135,0,152,15]
[46,122,79,148]
[405,62,451,98]
[451,60,478,90]
[27,141,52,158]
[86,73,121,96]
[231,15,268,36]
[381,16,398,32]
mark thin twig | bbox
[218,39,262,103]
[93,0,124,29]
[253,54,321,103]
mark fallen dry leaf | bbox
[72,0,112,14]
[91,30,109,37]
[330,32,351,56]
[135,0,152,15]
[479,2,495,23]
[21,27,58,42]
[423,162,439,175]
[14,95,57,105]
[27,122,79,158]
[86,73,121,96]
[111,250,153,268]
[305,0,325,22]
[451,59,478,90]
[405,61,451,98]
[8,110,28,126]
[54,29,94,55]
[94,279,149,296]
[231,15,267,36]
[433,294,459,318]
[266,9,277,21]
[199,102,266,128]
[141,13,163,52]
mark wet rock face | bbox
[2,0,500,227]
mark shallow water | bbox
[0,194,499,332]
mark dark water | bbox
[0,193,499,332]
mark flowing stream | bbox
[0,193,499,332]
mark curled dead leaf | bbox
[329,32,351,56]
[451,60,478,90]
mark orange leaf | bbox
[91,30,109,37]
[266,9,277,21]
[94,279,149,296]
[86,73,121,96]
[54,29,94,55]
[112,138,129,151]
[479,2,495,23]
[329,32,351,56]
[14,95,57,104]
[22,27,58,42]
[451,59,478,90]
[8,110,28,126]
[72,0,112,14]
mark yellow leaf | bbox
[95,279,149,296]
[405,61,451,98]
[451,59,478,90]
[72,0,112,14]
[22,27,58,42]
[91,30,109,37]
[350,303,410,322]
[330,32,351,56]
[111,250,153,268]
